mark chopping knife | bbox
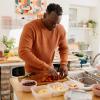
[18,72,36,82]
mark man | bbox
[19,3,68,80]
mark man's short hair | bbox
[46,3,63,15]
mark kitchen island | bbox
[0,62,25,100]
[0,54,80,99]
[10,77,100,100]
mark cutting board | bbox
[18,75,69,86]
[37,77,69,85]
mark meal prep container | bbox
[63,80,84,90]
[47,82,68,96]
[20,79,37,92]
[31,85,51,100]
[64,90,92,100]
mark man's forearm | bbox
[60,50,68,65]
[19,49,50,71]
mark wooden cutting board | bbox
[18,75,70,86]
[37,77,69,85]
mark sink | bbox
[90,70,100,78]
[78,77,97,87]
[68,71,98,88]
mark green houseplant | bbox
[87,20,96,28]
[1,35,15,56]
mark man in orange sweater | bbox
[19,3,68,80]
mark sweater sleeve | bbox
[18,24,50,70]
[58,25,68,65]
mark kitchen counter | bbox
[10,77,100,100]
[0,54,80,99]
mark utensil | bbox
[18,72,36,82]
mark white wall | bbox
[69,0,98,7]
[68,0,100,54]
[68,5,92,44]
[89,0,100,54]
[0,0,15,18]
[69,5,90,23]
[0,0,98,20]
[0,0,99,51]
[9,29,22,48]
[0,0,16,36]
[90,1,100,33]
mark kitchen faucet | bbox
[90,53,100,66]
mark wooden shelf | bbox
[69,27,93,30]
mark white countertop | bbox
[0,62,25,67]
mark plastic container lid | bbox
[31,85,51,100]
[64,90,92,100]
[47,82,68,96]
[63,80,84,90]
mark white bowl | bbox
[92,84,100,96]
[20,79,37,92]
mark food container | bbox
[63,80,84,90]
[20,79,37,92]
[31,85,51,100]
[47,82,68,96]
[64,90,92,100]
[92,84,100,96]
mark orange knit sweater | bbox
[18,19,68,73]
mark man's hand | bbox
[47,67,58,80]
[59,65,68,79]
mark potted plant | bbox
[87,20,96,28]
[1,35,15,56]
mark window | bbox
[9,29,22,48]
